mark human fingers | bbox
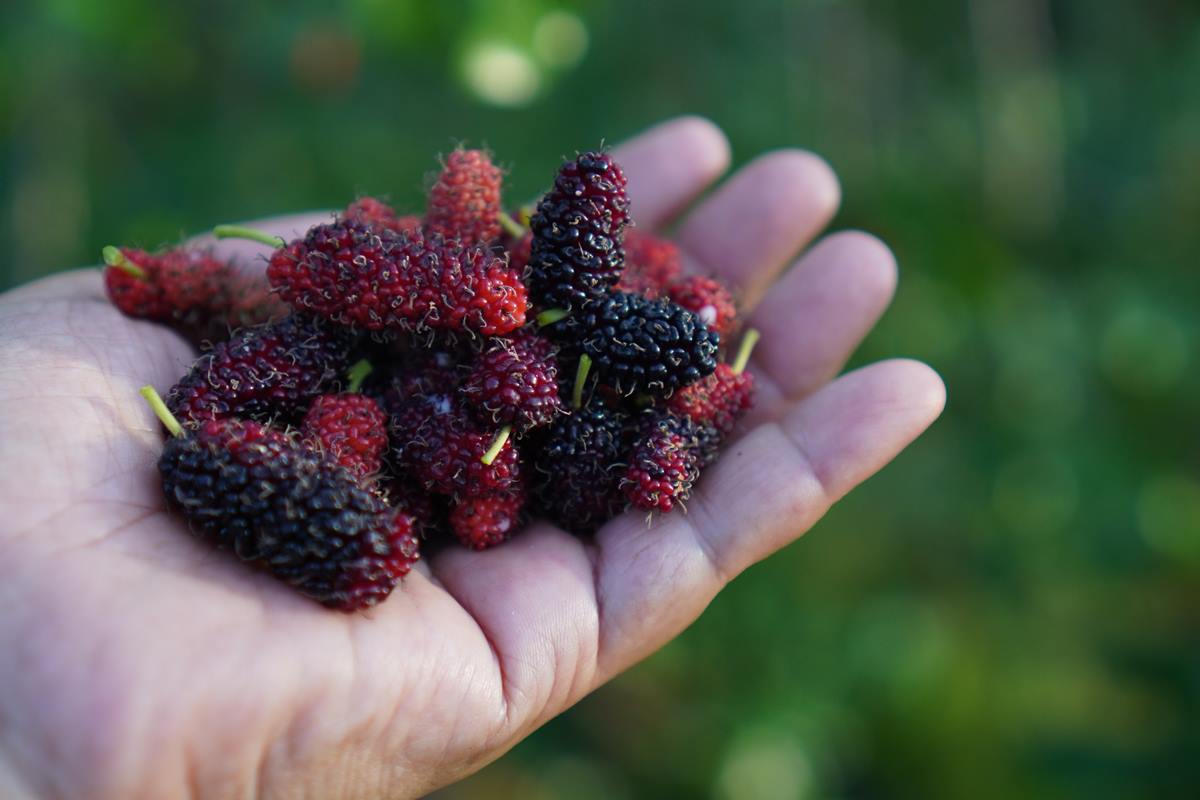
[749,231,898,400]
[590,358,945,678]
[610,116,731,230]
[676,150,841,308]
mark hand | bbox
[0,117,944,799]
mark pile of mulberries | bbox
[109,145,758,613]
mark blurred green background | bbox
[3,0,1198,797]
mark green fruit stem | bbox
[536,308,569,327]
[517,204,535,227]
[139,385,184,438]
[346,359,372,393]
[731,328,761,375]
[572,354,591,410]
[213,225,286,249]
[497,210,528,239]
[480,425,512,466]
[102,246,146,279]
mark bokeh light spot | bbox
[993,451,1078,534]
[847,596,953,692]
[1138,474,1200,564]
[289,24,362,95]
[716,726,813,800]
[1099,302,1189,395]
[462,42,541,107]
[533,11,589,68]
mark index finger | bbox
[610,116,731,230]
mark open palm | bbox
[0,118,944,799]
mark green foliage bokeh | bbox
[1,0,1198,796]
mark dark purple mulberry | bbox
[527,151,630,310]
[557,291,720,396]
[158,417,419,611]
[533,405,630,534]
